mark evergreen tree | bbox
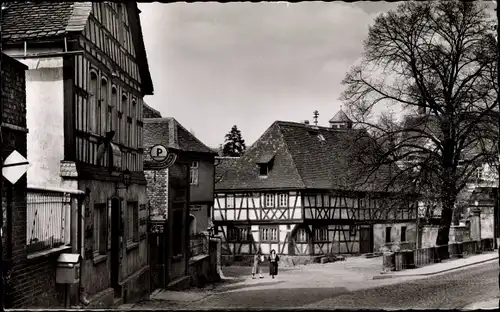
[222,125,246,157]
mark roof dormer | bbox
[329,107,353,129]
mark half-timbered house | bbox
[214,111,418,259]
[2,2,153,307]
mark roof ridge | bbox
[276,123,307,189]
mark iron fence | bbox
[385,238,495,272]
[26,187,72,254]
[189,233,208,258]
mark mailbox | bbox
[56,253,81,284]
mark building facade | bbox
[143,116,217,289]
[1,53,47,308]
[214,111,418,258]
[2,2,154,307]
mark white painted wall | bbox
[12,56,66,188]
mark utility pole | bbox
[494,0,500,307]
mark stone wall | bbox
[145,168,168,218]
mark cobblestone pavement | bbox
[129,258,498,309]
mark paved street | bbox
[132,257,499,310]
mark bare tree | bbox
[341,1,498,255]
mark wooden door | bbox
[359,225,373,254]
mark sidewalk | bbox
[373,251,498,279]
[463,298,498,310]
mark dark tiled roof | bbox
[1,2,154,96]
[215,157,240,183]
[216,121,399,192]
[143,103,162,118]
[144,118,216,155]
[1,2,88,41]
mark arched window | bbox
[121,94,128,145]
[100,78,108,135]
[110,86,117,133]
[132,100,137,149]
[89,71,98,133]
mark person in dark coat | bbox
[268,249,280,279]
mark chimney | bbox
[168,118,179,150]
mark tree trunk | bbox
[436,202,454,260]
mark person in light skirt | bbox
[252,249,264,279]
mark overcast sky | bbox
[138,2,400,149]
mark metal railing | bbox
[26,187,73,254]
[189,233,209,258]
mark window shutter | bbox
[107,199,112,250]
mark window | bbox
[386,227,392,243]
[132,100,137,148]
[260,226,278,242]
[259,164,269,176]
[89,71,98,133]
[265,193,274,207]
[100,78,108,135]
[226,195,235,209]
[110,87,117,132]
[127,118,132,147]
[313,226,328,242]
[296,228,307,242]
[476,166,483,180]
[228,227,249,241]
[172,209,183,256]
[94,203,107,256]
[401,226,407,242]
[190,161,199,185]
[126,201,138,245]
[349,225,357,237]
[121,94,127,144]
[278,193,288,207]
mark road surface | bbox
[134,260,498,309]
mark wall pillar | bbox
[469,207,481,241]
[215,235,224,279]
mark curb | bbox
[372,256,499,280]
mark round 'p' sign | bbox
[150,144,168,162]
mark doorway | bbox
[110,198,121,297]
[359,225,373,254]
[189,214,196,235]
